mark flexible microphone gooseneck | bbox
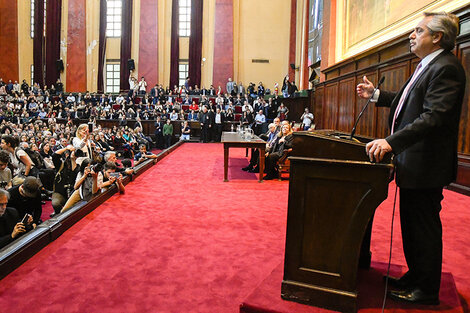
[350,76,385,140]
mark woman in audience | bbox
[263,123,293,180]
[225,108,234,121]
[39,142,53,159]
[72,124,93,165]
[277,103,289,121]
[61,158,99,213]
[240,111,253,128]
[0,135,35,183]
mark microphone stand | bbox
[350,77,385,140]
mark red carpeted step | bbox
[240,261,463,313]
[41,201,54,221]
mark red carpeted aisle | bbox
[0,143,469,313]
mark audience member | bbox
[163,119,174,148]
[264,123,293,180]
[180,121,191,141]
[7,176,43,224]
[0,150,12,189]
[61,158,99,213]
[51,144,78,215]
[0,189,34,249]
[134,144,157,166]
[300,107,314,130]
[97,162,125,193]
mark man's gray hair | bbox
[268,123,275,129]
[0,188,10,200]
[424,12,460,51]
[104,151,116,162]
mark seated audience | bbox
[264,123,293,180]
[243,123,278,173]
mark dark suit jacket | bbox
[377,50,466,189]
[0,207,20,249]
[269,134,294,155]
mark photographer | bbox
[103,151,134,176]
[60,158,99,213]
[134,144,157,166]
[7,177,42,224]
[0,189,35,249]
[97,162,125,194]
[51,145,78,215]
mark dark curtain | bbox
[169,0,179,88]
[97,0,107,93]
[188,0,203,89]
[45,0,62,88]
[120,0,133,92]
[33,0,45,87]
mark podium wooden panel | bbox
[281,130,393,313]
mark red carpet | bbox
[240,262,462,313]
[0,143,469,313]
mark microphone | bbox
[350,76,385,140]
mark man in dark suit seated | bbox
[0,189,34,249]
[357,12,465,305]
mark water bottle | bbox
[231,124,234,132]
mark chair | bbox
[277,148,292,180]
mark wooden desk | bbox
[222,132,266,182]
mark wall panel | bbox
[0,0,19,81]
[337,78,355,132]
[138,0,158,88]
[375,63,408,138]
[212,0,233,91]
[457,41,470,155]
[67,0,87,91]
[354,72,377,137]
[314,6,470,195]
[323,83,338,130]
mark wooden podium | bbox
[281,130,393,313]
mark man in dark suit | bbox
[0,189,32,249]
[154,116,164,149]
[200,105,214,143]
[213,107,225,142]
[357,12,465,305]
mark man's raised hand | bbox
[356,76,375,99]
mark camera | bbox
[109,172,120,178]
[0,181,8,189]
[90,163,103,173]
[75,149,84,158]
